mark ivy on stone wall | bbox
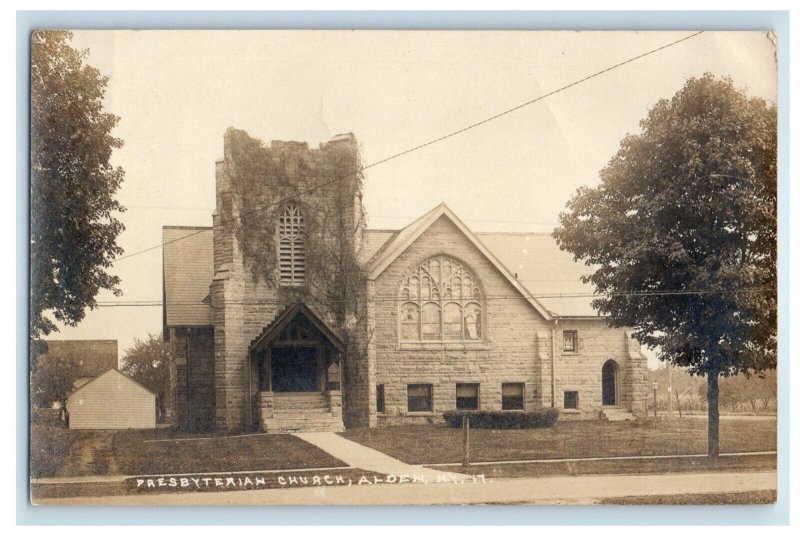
[225,129,367,332]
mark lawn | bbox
[340,418,777,465]
[30,425,346,478]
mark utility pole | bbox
[652,381,659,419]
[667,364,674,419]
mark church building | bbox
[162,129,650,433]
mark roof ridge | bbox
[163,225,213,231]
[476,231,555,236]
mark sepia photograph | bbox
[27,28,778,507]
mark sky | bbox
[46,30,778,367]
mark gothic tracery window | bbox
[278,205,306,286]
[399,256,483,341]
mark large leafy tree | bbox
[30,31,125,359]
[120,334,170,421]
[30,353,79,422]
[554,74,777,458]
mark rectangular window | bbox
[564,391,579,410]
[502,383,525,410]
[563,330,577,352]
[376,384,385,414]
[407,384,433,412]
[456,383,480,410]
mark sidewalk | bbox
[30,446,777,485]
[35,470,777,505]
[292,432,463,481]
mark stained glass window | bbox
[398,256,483,341]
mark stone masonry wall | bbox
[552,319,649,418]
[371,217,552,425]
[168,326,215,431]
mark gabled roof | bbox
[367,203,554,321]
[68,368,157,398]
[249,303,345,355]
[43,339,118,377]
[162,207,602,321]
[477,233,598,317]
[358,229,397,264]
[162,226,214,328]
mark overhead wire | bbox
[110,31,705,264]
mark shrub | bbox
[442,409,560,429]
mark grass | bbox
[601,490,777,505]
[447,453,777,479]
[30,425,346,478]
[341,418,776,465]
[29,425,83,478]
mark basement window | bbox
[501,383,524,410]
[564,391,579,410]
[376,384,385,414]
[407,384,433,413]
[456,383,480,410]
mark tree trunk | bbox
[707,371,720,459]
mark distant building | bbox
[67,369,156,429]
[162,130,650,433]
[44,339,118,389]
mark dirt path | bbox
[57,431,117,477]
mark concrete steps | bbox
[273,393,329,410]
[265,413,344,433]
[266,393,344,433]
[600,407,636,421]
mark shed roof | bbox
[162,226,214,328]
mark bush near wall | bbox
[442,409,560,429]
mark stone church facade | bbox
[163,129,650,433]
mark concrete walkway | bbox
[292,431,463,481]
[35,470,777,506]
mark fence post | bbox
[462,416,470,468]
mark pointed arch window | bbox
[399,256,483,342]
[278,205,306,286]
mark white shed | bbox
[67,369,156,429]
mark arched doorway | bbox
[602,360,618,406]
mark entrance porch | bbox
[249,303,345,433]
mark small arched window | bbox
[278,205,306,286]
[399,256,483,342]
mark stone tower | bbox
[210,129,364,432]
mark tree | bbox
[698,370,777,413]
[553,74,777,459]
[30,353,79,422]
[30,31,125,362]
[120,334,170,421]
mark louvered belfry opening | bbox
[278,205,306,286]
